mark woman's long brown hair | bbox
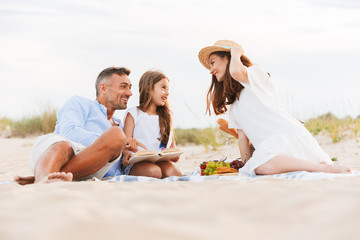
[206,51,253,115]
[138,70,172,147]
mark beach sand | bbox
[0,135,360,240]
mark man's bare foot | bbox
[14,176,36,185]
[48,172,73,182]
[35,172,73,183]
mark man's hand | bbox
[125,138,147,152]
[122,149,132,166]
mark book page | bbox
[128,148,183,164]
[128,153,161,164]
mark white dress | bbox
[125,107,173,151]
[228,65,332,176]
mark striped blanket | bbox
[1,171,359,185]
[98,170,360,183]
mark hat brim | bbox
[198,46,231,70]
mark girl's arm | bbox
[123,112,135,144]
[169,132,180,163]
[123,113,148,166]
[229,47,249,84]
[169,132,176,148]
[123,113,147,152]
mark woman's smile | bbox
[209,54,228,81]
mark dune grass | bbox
[0,107,57,137]
[304,113,360,143]
[174,128,219,150]
[176,113,360,148]
[174,128,237,151]
[0,117,12,131]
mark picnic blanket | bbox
[98,170,360,183]
[1,171,359,185]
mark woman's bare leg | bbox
[255,155,351,175]
[156,161,182,178]
[129,162,162,178]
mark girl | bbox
[198,40,351,176]
[121,70,181,178]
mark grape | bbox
[202,160,219,175]
[230,159,245,170]
[200,159,243,176]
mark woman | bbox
[198,40,350,176]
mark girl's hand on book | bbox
[125,138,147,152]
[170,156,180,163]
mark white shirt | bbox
[228,65,331,175]
[125,107,172,151]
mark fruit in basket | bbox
[217,167,238,174]
[200,160,238,176]
[230,160,244,170]
[200,162,207,175]
[230,159,244,170]
[200,162,207,170]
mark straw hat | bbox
[198,40,242,70]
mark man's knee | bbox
[49,141,73,157]
[105,127,126,150]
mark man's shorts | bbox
[30,133,120,180]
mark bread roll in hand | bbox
[217,118,239,139]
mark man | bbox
[15,67,144,184]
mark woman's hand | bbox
[122,149,132,166]
[230,46,245,57]
[229,46,249,83]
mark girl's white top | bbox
[125,107,172,152]
[228,65,331,176]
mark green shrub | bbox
[174,127,236,151]
[10,107,57,137]
[304,113,360,143]
[0,117,12,131]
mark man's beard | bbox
[108,96,127,110]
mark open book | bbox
[128,148,183,164]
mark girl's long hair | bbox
[138,70,172,147]
[206,51,253,115]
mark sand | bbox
[0,135,360,240]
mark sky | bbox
[1,0,360,128]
